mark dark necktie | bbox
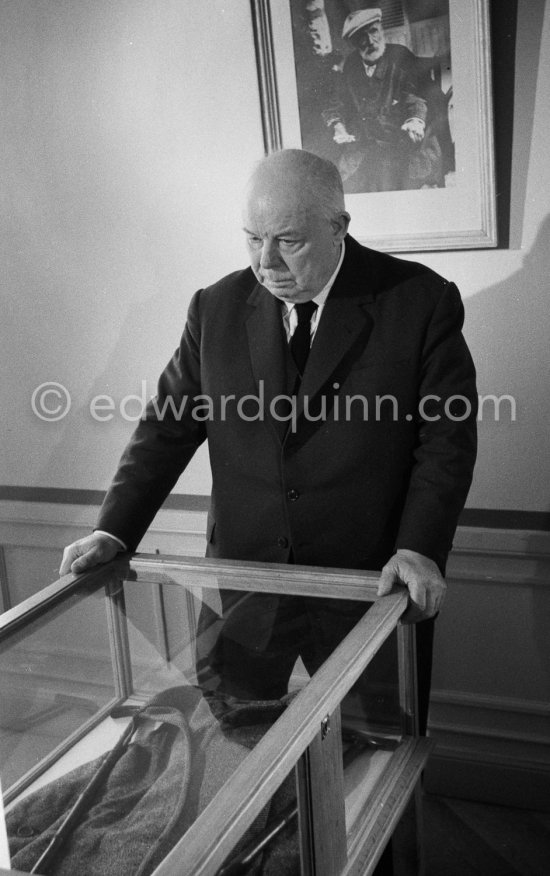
[290,300,317,377]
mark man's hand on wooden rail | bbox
[59,533,120,577]
[376,548,446,623]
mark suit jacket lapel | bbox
[245,283,289,443]
[245,238,380,438]
[298,295,373,407]
[297,238,376,413]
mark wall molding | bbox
[2,498,550,567]
[1,486,549,531]
[425,685,550,809]
[0,486,211,512]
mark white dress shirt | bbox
[282,239,345,343]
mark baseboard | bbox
[424,751,550,810]
[425,689,550,809]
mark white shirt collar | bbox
[284,239,345,315]
[362,62,377,76]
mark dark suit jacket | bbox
[327,44,428,145]
[97,235,477,573]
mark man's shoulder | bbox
[384,43,418,64]
[200,266,257,305]
[345,236,458,322]
[347,235,450,294]
[376,252,448,293]
[342,50,365,77]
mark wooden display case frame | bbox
[0,555,433,875]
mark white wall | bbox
[416,0,550,512]
[1,0,549,512]
[1,0,264,495]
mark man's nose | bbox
[360,32,375,47]
[259,239,280,269]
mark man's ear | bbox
[331,211,351,242]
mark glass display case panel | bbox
[0,576,122,802]
[0,555,427,876]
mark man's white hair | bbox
[248,149,346,222]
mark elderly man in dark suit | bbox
[61,149,476,727]
[325,7,444,191]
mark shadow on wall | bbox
[467,211,550,387]
[503,0,547,249]
[490,0,546,250]
[465,213,550,512]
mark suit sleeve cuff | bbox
[94,530,128,551]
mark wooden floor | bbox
[422,793,550,876]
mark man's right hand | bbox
[333,122,356,144]
[59,533,121,577]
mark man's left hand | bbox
[401,118,425,143]
[377,549,446,623]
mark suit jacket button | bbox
[277,536,289,548]
[287,489,299,501]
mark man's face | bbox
[353,22,386,64]
[243,187,347,303]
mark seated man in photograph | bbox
[325,7,445,191]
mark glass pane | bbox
[1,559,405,876]
[342,628,402,735]
[215,763,300,876]
[341,629,403,838]
[2,545,61,608]
[0,579,119,796]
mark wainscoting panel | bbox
[0,501,208,609]
[426,527,550,810]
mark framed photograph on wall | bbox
[251,0,497,251]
